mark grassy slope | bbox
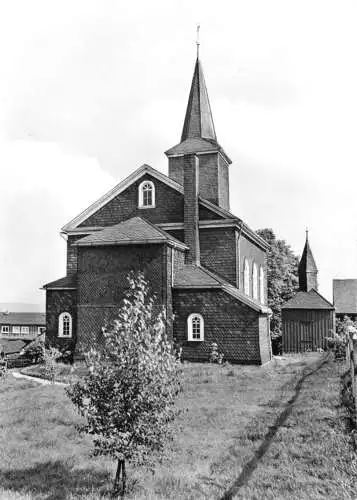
[0,354,356,499]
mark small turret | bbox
[298,230,318,291]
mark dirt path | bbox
[11,369,67,386]
[220,355,330,499]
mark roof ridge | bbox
[282,289,335,310]
[73,216,188,250]
[308,288,334,308]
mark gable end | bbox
[62,165,185,232]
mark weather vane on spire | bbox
[306,227,309,241]
[196,24,200,58]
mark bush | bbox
[209,342,224,364]
[21,340,45,364]
[42,347,62,383]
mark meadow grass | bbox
[0,353,356,499]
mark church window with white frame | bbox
[187,313,204,341]
[259,266,265,304]
[252,262,258,300]
[138,180,155,208]
[58,312,72,338]
[243,258,250,295]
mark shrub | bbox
[42,347,62,382]
[209,342,224,364]
[21,340,45,364]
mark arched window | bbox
[252,262,258,300]
[259,266,265,304]
[244,259,250,295]
[187,313,204,341]
[138,180,155,208]
[58,312,72,338]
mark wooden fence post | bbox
[346,336,351,370]
[348,326,357,428]
[353,336,357,426]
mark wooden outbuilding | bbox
[282,232,335,353]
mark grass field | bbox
[0,354,356,499]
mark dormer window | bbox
[138,180,155,208]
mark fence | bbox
[6,355,35,369]
[345,328,357,427]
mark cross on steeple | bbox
[196,24,200,59]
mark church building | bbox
[43,55,272,364]
[282,232,335,352]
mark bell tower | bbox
[165,54,232,210]
[298,230,318,291]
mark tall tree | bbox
[256,228,299,337]
[66,273,182,499]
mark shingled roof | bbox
[282,289,334,310]
[174,265,222,288]
[333,279,357,314]
[74,217,188,250]
[181,57,216,142]
[165,58,231,164]
[298,232,318,291]
[173,264,271,314]
[0,312,45,326]
[43,274,77,290]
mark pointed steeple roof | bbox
[181,58,217,142]
[165,57,232,164]
[298,230,318,291]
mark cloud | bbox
[0,140,114,305]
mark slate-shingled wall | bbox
[168,152,230,211]
[78,174,184,228]
[200,227,237,286]
[172,289,270,364]
[46,290,77,354]
[76,244,166,352]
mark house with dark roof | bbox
[0,312,45,359]
[282,232,335,352]
[43,55,272,364]
[333,279,357,321]
[0,312,45,339]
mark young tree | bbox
[66,272,182,499]
[256,228,299,337]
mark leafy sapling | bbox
[66,272,182,499]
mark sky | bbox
[1,0,356,307]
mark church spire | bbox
[298,230,318,291]
[181,56,217,143]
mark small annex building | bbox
[282,232,335,353]
[0,312,46,359]
[43,54,272,365]
[333,279,357,321]
[0,312,45,339]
